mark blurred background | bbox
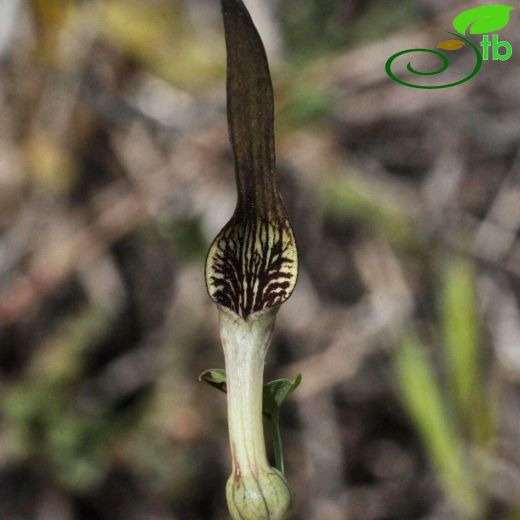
[0,0,519,518]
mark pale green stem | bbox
[219,308,275,477]
[218,307,293,520]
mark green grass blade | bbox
[394,335,481,517]
[440,259,492,443]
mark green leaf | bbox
[441,261,478,417]
[197,370,302,418]
[262,374,301,474]
[440,259,494,444]
[394,335,481,517]
[324,177,416,248]
[198,368,227,393]
[453,5,514,35]
[262,375,302,419]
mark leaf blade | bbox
[262,374,302,418]
[394,335,481,516]
[198,368,227,393]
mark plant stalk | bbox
[220,308,274,477]
[219,307,293,519]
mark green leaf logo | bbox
[453,5,514,35]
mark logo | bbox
[386,5,514,89]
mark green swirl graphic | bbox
[385,32,482,89]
